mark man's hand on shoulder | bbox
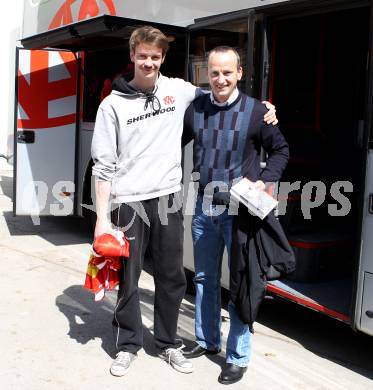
[262,101,278,125]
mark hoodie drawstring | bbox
[111,75,162,113]
[144,87,161,113]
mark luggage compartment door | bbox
[14,48,78,218]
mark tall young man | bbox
[91,26,277,377]
[182,46,289,385]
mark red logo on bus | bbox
[49,0,117,30]
[163,96,175,105]
[17,51,77,129]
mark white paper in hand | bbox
[230,178,278,219]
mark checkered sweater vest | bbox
[183,92,289,190]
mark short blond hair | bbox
[129,26,169,56]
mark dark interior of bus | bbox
[267,5,370,320]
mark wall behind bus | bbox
[0,1,23,169]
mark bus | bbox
[15,0,373,337]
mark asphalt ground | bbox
[1,169,372,390]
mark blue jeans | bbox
[191,196,252,367]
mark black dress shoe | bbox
[182,342,220,359]
[218,363,247,385]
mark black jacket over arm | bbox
[230,208,295,331]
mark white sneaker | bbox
[110,351,137,376]
[158,347,194,374]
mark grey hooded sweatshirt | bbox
[91,74,199,203]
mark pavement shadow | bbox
[0,174,13,199]
[56,284,179,358]
[2,211,91,245]
[56,285,116,356]
[255,297,373,380]
[0,172,92,246]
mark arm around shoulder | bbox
[256,103,289,182]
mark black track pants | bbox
[111,193,186,353]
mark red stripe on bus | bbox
[288,240,344,249]
[266,283,350,323]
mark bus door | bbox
[14,48,79,219]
